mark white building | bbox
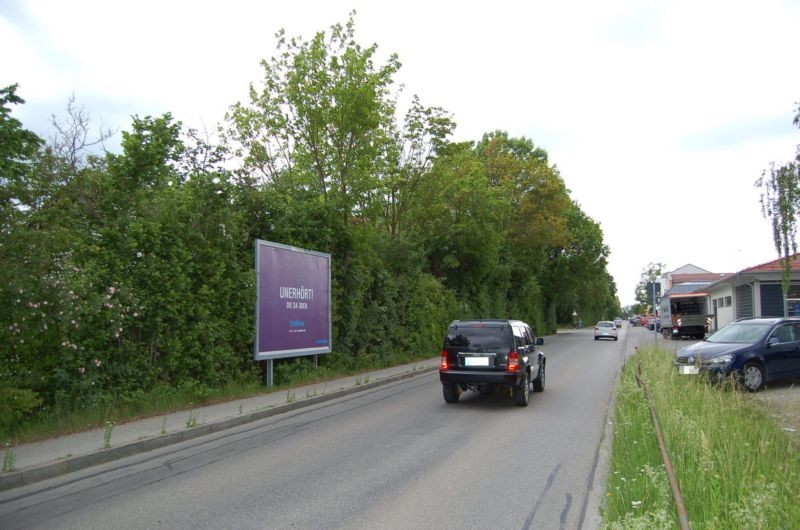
[704,254,800,330]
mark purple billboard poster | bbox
[255,240,332,360]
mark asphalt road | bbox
[1,326,643,530]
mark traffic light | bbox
[646,281,661,306]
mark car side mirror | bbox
[767,336,780,346]
[536,337,544,346]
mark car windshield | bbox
[706,322,771,344]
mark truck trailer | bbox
[658,293,711,339]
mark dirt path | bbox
[753,381,800,447]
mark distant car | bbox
[594,321,618,341]
[439,319,546,406]
[629,316,641,326]
[674,317,800,391]
[614,318,623,328]
[648,317,661,331]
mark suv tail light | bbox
[507,351,519,372]
[440,350,449,370]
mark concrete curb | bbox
[0,365,438,491]
[579,325,633,529]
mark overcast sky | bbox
[3,0,799,307]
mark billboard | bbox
[255,240,332,361]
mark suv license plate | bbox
[679,366,699,375]
[465,356,489,367]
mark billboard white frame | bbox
[254,239,332,362]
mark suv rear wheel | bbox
[442,382,460,403]
[514,372,530,407]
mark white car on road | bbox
[594,321,618,341]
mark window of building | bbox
[787,285,800,299]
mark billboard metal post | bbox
[255,240,332,389]
[264,359,274,388]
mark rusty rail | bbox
[635,358,691,530]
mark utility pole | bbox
[652,279,659,344]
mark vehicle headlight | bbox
[705,354,733,365]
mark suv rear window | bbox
[445,325,509,349]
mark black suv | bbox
[439,319,546,406]
[675,317,800,391]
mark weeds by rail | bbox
[603,346,800,529]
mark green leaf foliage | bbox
[0,387,42,433]
[0,84,44,221]
[0,14,619,434]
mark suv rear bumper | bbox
[439,369,524,386]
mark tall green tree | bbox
[757,103,800,286]
[0,84,44,230]
[82,115,254,396]
[378,95,455,238]
[224,13,460,363]
[0,84,47,428]
[2,107,256,414]
[475,131,571,255]
[227,12,400,225]
[474,131,575,329]
[543,201,615,324]
[405,142,505,298]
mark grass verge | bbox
[4,352,433,445]
[6,377,265,444]
[603,346,800,529]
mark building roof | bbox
[671,273,729,284]
[669,264,712,275]
[665,281,714,296]
[738,253,800,273]
[700,253,800,292]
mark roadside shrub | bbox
[0,387,42,436]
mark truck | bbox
[658,293,711,339]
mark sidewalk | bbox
[0,358,440,491]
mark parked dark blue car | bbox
[674,317,800,391]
